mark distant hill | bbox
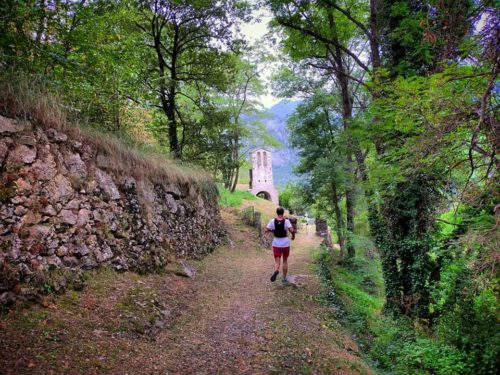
[264,100,301,189]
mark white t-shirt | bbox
[266,218,292,248]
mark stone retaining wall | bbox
[0,116,225,305]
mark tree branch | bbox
[320,0,371,39]
[275,16,370,73]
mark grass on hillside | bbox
[218,185,256,207]
[0,76,211,187]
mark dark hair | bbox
[276,207,285,215]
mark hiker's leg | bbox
[282,247,290,278]
[272,247,282,271]
[274,256,281,272]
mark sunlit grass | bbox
[218,184,256,207]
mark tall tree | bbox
[269,0,370,257]
[136,0,248,158]
[288,93,348,252]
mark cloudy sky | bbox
[240,8,281,109]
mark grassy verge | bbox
[218,185,256,207]
[314,243,469,375]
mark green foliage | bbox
[0,0,266,179]
[371,172,444,318]
[392,338,468,375]
[316,246,473,375]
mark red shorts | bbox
[272,246,290,260]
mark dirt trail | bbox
[0,208,372,375]
[146,210,371,374]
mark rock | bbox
[166,184,183,198]
[73,244,89,258]
[94,243,113,263]
[47,255,63,269]
[32,150,57,181]
[56,246,68,257]
[86,235,98,250]
[17,263,32,277]
[63,256,79,267]
[19,135,36,146]
[10,196,26,204]
[47,174,73,202]
[82,257,97,270]
[95,169,120,200]
[0,140,8,165]
[70,141,82,151]
[0,115,26,134]
[46,128,67,142]
[112,256,129,271]
[86,179,99,194]
[28,225,52,239]
[0,292,16,305]
[22,211,42,225]
[47,239,59,251]
[123,176,136,190]
[65,199,80,210]
[14,206,28,216]
[65,153,87,181]
[42,205,57,216]
[153,319,165,329]
[77,209,92,226]
[14,178,32,195]
[170,261,196,278]
[139,181,155,204]
[165,194,178,214]
[59,209,77,225]
[7,144,36,164]
[0,224,9,235]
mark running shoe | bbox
[270,270,279,282]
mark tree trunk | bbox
[231,165,239,192]
[381,246,402,314]
[345,165,356,258]
[152,19,180,159]
[369,0,381,70]
[331,183,345,254]
[328,13,356,258]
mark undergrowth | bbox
[314,243,472,375]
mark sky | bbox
[240,9,281,109]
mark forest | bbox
[1,0,498,374]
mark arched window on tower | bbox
[257,152,261,167]
[263,151,267,167]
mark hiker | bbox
[265,207,295,284]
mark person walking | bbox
[265,207,295,284]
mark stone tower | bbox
[249,148,278,204]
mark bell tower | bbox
[249,148,278,204]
